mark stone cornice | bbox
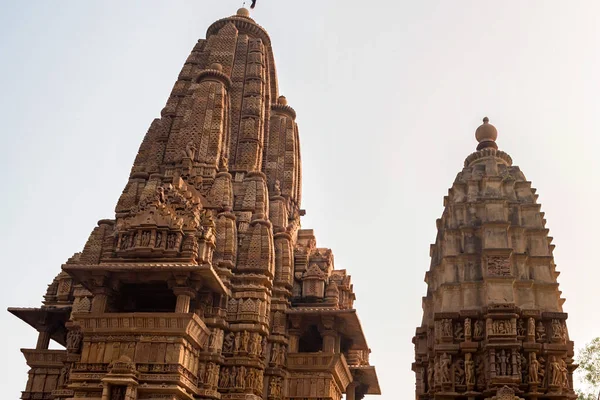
[271,103,297,120]
[464,148,513,167]
[207,16,271,47]
[196,69,232,89]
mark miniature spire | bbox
[475,116,498,151]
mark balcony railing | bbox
[75,312,210,349]
[287,352,352,391]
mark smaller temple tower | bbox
[412,119,576,400]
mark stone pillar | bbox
[173,287,195,313]
[91,291,108,314]
[289,329,301,353]
[36,330,51,350]
[101,385,109,400]
[322,330,337,353]
[346,382,358,400]
[489,349,497,378]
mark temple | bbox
[412,118,576,399]
[9,8,379,400]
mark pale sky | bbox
[1,1,600,398]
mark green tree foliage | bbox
[576,337,600,400]
[577,393,595,400]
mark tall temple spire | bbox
[9,10,379,400]
[412,120,575,399]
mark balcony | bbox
[75,312,210,350]
[286,352,352,400]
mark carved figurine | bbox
[475,355,486,388]
[270,343,286,365]
[497,320,508,334]
[236,365,246,388]
[271,343,279,364]
[270,377,282,397]
[454,322,464,340]
[440,353,451,383]
[155,231,163,248]
[560,359,569,388]
[206,363,218,387]
[58,365,70,387]
[241,330,250,352]
[141,230,151,246]
[427,361,434,391]
[528,317,536,338]
[442,319,453,337]
[474,320,484,338]
[223,332,234,353]
[520,353,528,383]
[250,333,260,355]
[246,368,256,390]
[183,140,196,159]
[261,336,268,357]
[455,359,465,385]
[528,353,540,384]
[219,154,229,171]
[465,354,475,386]
[538,356,546,386]
[120,233,130,250]
[517,319,526,336]
[552,319,562,340]
[234,332,241,352]
[209,330,217,349]
[219,367,229,388]
[536,321,547,342]
[464,318,472,339]
[227,366,236,388]
[256,373,264,392]
[131,232,139,248]
[274,179,282,196]
[550,356,561,386]
[155,186,166,205]
[496,350,508,376]
[167,233,176,249]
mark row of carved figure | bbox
[218,366,264,391]
[221,331,268,356]
[119,230,180,251]
[217,331,287,362]
[436,317,568,343]
[428,352,570,393]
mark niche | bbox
[112,283,176,313]
[298,325,323,353]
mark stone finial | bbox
[237,7,250,17]
[475,117,498,151]
[209,62,223,72]
[277,96,288,106]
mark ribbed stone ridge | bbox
[9,8,379,400]
[412,122,575,399]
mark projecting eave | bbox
[350,365,381,395]
[8,307,70,346]
[286,308,370,350]
[63,263,230,296]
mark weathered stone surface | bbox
[9,8,379,400]
[413,119,576,400]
